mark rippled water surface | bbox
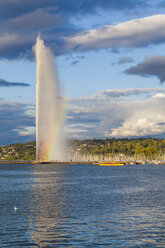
[0,163,165,247]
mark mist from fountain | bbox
[35,35,66,162]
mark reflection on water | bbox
[0,164,165,247]
[29,168,65,247]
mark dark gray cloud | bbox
[125,55,165,83]
[99,88,163,97]
[0,0,55,20]
[0,79,30,87]
[111,57,134,65]
[77,55,85,59]
[67,55,85,66]
[5,9,62,33]
[70,60,79,66]
[0,101,35,145]
[118,57,134,65]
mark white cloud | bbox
[67,87,165,139]
[66,14,165,51]
[153,93,165,98]
[14,126,35,136]
[111,116,165,137]
[71,87,164,103]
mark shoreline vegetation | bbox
[0,138,165,164]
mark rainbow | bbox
[47,98,67,161]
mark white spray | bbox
[35,35,65,162]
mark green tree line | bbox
[1,138,165,160]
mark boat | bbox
[98,162,124,166]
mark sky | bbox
[1,0,165,144]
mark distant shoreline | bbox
[0,160,164,165]
[0,161,32,164]
[0,160,94,165]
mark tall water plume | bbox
[35,35,66,162]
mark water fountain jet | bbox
[35,35,66,162]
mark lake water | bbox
[0,163,165,247]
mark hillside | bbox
[1,138,165,161]
[0,142,36,161]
